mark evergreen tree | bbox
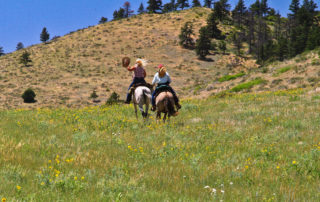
[230,30,244,55]
[179,21,195,49]
[213,0,231,22]
[232,0,247,28]
[195,27,211,59]
[16,42,24,50]
[99,17,108,24]
[0,46,4,56]
[306,25,320,50]
[177,0,189,10]
[40,27,50,43]
[204,0,212,8]
[276,36,289,61]
[147,0,162,13]
[19,51,32,66]
[123,1,134,18]
[138,2,145,14]
[289,0,300,17]
[260,0,269,17]
[218,40,227,54]
[113,8,125,20]
[192,0,201,7]
[163,1,176,13]
[206,12,222,39]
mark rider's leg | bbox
[151,90,157,111]
[125,79,136,103]
[167,86,181,109]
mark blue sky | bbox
[0,0,295,53]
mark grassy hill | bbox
[0,89,319,201]
[1,7,320,109]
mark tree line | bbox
[178,0,320,63]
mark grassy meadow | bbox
[0,89,319,201]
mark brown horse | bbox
[155,91,178,122]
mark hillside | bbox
[0,7,320,109]
[0,89,319,201]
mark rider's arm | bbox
[166,73,172,84]
[152,73,158,85]
[127,65,137,72]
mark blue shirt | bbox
[152,72,171,85]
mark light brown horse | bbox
[155,91,178,122]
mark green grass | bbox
[218,72,246,82]
[230,78,265,92]
[0,89,319,201]
[273,66,292,76]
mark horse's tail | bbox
[164,96,175,116]
[143,89,151,103]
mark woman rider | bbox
[124,58,147,104]
[151,64,181,111]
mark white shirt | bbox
[152,72,171,85]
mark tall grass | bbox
[0,89,319,201]
[218,72,246,82]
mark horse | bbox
[155,91,178,122]
[132,86,152,119]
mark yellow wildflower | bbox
[16,185,21,190]
[81,176,85,180]
[41,182,45,186]
[292,161,297,165]
[74,176,78,180]
[2,198,6,202]
[276,166,280,169]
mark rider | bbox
[124,59,147,104]
[151,64,181,111]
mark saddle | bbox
[154,85,171,98]
[129,82,153,94]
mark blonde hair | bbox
[136,59,147,67]
[159,67,166,78]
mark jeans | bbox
[152,85,179,106]
[126,77,146,102]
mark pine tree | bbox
[192,0,201,7]
[230,30,244,55]
[204,0,212,8]
[218,40,227,54]
[289,0,300,18]
[260,0,269,17]
[138,2,145,14]
[195,27,211,59]
[113,8,125,20]
[207,12,222,39]
[147,0,162,13]
[0,46,4,56]
[19,51,32,66]
[40,27,50,43]
[123,1,134,18]
[276,36,288,61]
[163,1,176,13]
[99,17,108,24]
[232,0,247,28]
[213,0,231,22]
[179,21,195,49]
[177,0,189,10]
[16,42,24,50]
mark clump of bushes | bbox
[106,92,120,105]
[22,88,36,103]
[218,72,246,82]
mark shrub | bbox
[273,66,292,76]
[106,92,120,105]
[218,72,246,82]
[19,51,32,66]
[231,78,265,92]
[90,90,98,99]
[22,88,36,103]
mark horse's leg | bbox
[145,103,149,118]
[156,112,161,122]
[163,113,167,123]
[134,104,138,119]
